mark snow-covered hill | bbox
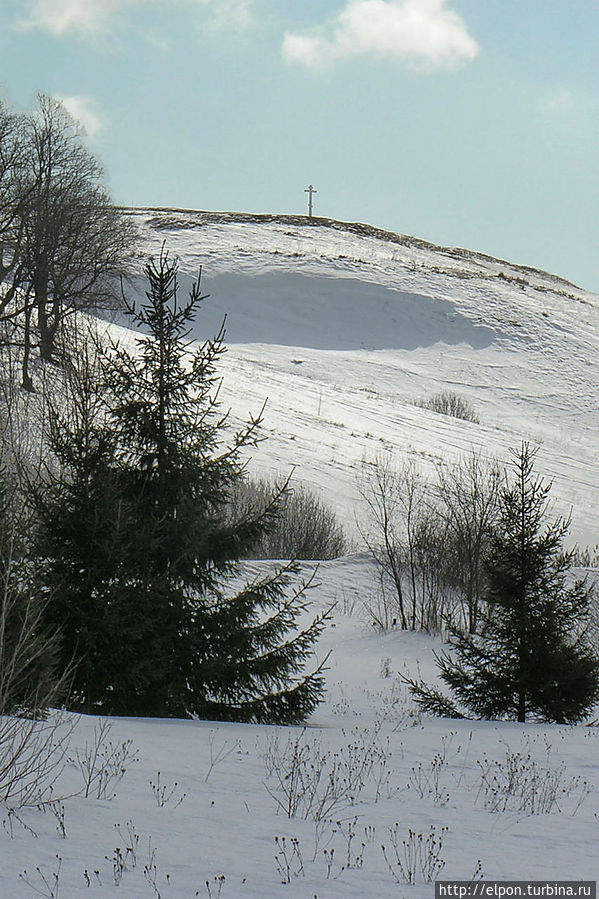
[2,211,597,898]
[124,208,599,548]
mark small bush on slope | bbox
[415,390,479,424]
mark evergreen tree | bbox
[34,250,328,721]
[31,383,131,713]
[408,443,599,723]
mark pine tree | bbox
[408,443,599,723]
[34,250,329,721]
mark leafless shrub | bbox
[407,754,450,805]
[113,820,140,870]
[338,588,359,616]
[0,711,75,808]
[415,391,479,423]
[405,732,458,804]
[357,455,456,632]
[409,510,458,633]
[380,657,392,678]
[143,836,163,897]
[358,451,501,635]
[381,823,447,884]
[149,771,186,808]
[107,846,127,887]
[357,455,412,630]
[204,875,227,898]
[587,582,599,652]
[262,724,391,821]
[0,342,46,489]
[274,835,304,883]
[2,805,38,838]
[0,359,77,818]
[362,567,405,631]
[0,553,67,717]
[476,747,591,815]
[434,451,501,633]
[204,730,240,783]
[226,477,348,560]
[318,815,377,877]
[0,402,69,718]
[335,816,375,871]
[40,798,66,838]
[19,854,62,898]
[69,719,139,800]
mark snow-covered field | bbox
[2,558,598,897]
[2,210,598,896]
[2,556,599,897]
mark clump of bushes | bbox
[415,391,479,424]
[226,477,348,561]
[357,451,501,635]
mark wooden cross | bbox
[304,184,317,218]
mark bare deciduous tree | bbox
[0,101,30,331]
[357,455,409,629]
[434,451,501,633]
[0,94,137,389]
[21,96,136,369]
[358,451,502,634]
[410,509,456,632]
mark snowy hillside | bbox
[124,208,599,548]
[2,211,597,898]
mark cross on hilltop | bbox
[304,184,317,218]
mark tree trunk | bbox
[35,266,53,362]
[21,298,34,392]
[38,302,53,361]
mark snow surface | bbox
[122,208,599,548]
[1,558,597,897]
[0,555,599,899]
[2,210,598,897]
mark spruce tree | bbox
[31,390,133,713]
[34,250,328,721]
[409,443,599,723]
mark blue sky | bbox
[1,0,598,290]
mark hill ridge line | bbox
[122,205,584,294]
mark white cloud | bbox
[282,0,479,71]
[539,88,580,116]
[195,0,255,32]
[19,0,143,36]
[58,95,102,136]
[19,0,255,36]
